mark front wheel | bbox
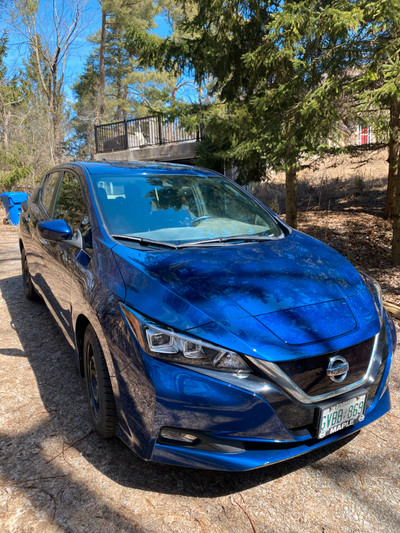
[21,249,40,301]
[83,325,116,437]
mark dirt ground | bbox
[1,164,400,532]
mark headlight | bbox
[120,303,251,375]
[361,272,383,319]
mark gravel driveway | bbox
[1,224,399,533]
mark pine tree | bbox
[129,0,358,227]
[347,0,400,263]
[128,0,400,264]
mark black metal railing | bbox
[94,115,201,154]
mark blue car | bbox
[19,161,395,471]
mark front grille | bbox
[260,327,389,437]
[275,337,375,397]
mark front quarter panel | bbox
[70,227,126,379]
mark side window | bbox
[54,172,91,248]
[41,171,62,216]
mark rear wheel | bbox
[83,324,116,437]
[21,249,40,301]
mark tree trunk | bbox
[99,8,107,122]
[384,156,396,218]
[116,39,123,121]
[384,100,400,218]
[392,211,400,265]
[285,166,297,228]
[123,84,128,120]
[390,100,400,264]
[392,165,400,265]
[51,77,62,162]
[2,107,10,150]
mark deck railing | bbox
[94,115,201,154]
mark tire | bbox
[83,324,116,437]
[21,249,40,301]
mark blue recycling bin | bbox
[1,192,29,226]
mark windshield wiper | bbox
[112,234,178,249]
[177,235,277,248]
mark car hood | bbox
[113,230,380,360]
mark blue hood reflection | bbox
[113,230,380,360]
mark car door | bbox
[23,170,63,288]
[40,170,92,343]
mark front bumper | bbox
[115,314,394,471]
[150,386,390,471]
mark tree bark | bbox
[99,8,107,122]
[384,155,396,218]
[285,166,297,228]
[384,99,400,219]
[2,106,10,150]
[116,37,123,121]
[51,61,62,162]
[390,100,400,264]
[392,182,400,265]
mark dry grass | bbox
[254,149,389,215]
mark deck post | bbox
[94,125,99,153]
[123,120,128,149]
[158,115,163,145]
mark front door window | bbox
[54,171,91,248]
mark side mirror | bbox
[37,219,83,248]
[38,219,72,241]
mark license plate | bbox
[318,393,366,439]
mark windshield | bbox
[92,173,283,245]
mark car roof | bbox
[68,160,221,178]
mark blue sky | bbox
[2,0,173,103]
[2,1,101,97]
